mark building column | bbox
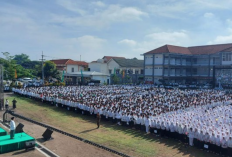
[143,55,145,82]
[208,55,211,78]
[180,55,183,76]
[152,54,155,84]
[162,54,165,80]
[168,54,170,76]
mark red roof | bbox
[103,56,126,62]
[50,59,69,64]
[51,59,88,66]
[189,43,232,54]
[144,43,232,55]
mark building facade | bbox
[144,43,232,84]
[50,59,88,73]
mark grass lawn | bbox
[6,94,217,157]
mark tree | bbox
[13,53,30,65]
[43,61,60,80]
[112,75,120,84]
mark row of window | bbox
[222,53,232,61]
[109,69,144,74]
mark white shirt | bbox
[10,120,15,130]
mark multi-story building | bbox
[143,43,232,84]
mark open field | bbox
[5,93,218,157]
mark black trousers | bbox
[227,147,232,156]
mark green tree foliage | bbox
[13,53,30,65]
[43,61,60,80]
[112,75,120,84]
[0,52,59,80]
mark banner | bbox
[15,69,17,79]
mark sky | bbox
[0,0,232,62]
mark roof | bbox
[144,43,232,55]
[50,59,69,65]
[103,56,126,62]
[51,59,88,66]
[65,71,109,77]
[188,43,232,55]
[112,58,143,67]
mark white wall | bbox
[107,59,120,74]
[67,65,84,73]
[154,54,163,64]
[91,75,108,84]
[89,62,108,74]
[145,66,152,75]
[145,55,153,65]
[154,66,163,76]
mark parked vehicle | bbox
[22,78,32,82]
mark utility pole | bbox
[40,51,45,85]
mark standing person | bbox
[96,112,101,129]
[5,99,9,110]
[12,98,17,109]
[10,117,16,139]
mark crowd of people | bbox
[12,85,232,156]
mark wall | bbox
[107,60,120,74]
[154,54,163,64]
[66,65,84,73]
[91,75,109,84]
[89,62,108,74]
[145,55,153,65]
[154,66,163,76]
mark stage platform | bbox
[0,128,7,136]
[0,132,35,154]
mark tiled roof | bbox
[51,59,88,66]
[50,59,69,64]
[103,56,126,62]
[188,43,232,55]
[113,58,143,67]
[144,43,232,55]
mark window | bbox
[72,67,74,72]
[222,53,232,61]
[135,70,139,74]
[109,69,112,74]
[141,69,144,74]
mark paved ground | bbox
[0,93,119,157]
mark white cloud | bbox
[133,31,190,53]
[75,35,106,49]
[92,1,106,7]
[204,12,214,18]
[207,18,232,44]
[56,0,86,15]
[118,39,137,47]
[51,5,148,28]
[147,0,232,19]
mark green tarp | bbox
[0,128,7,136]
[0,132,35,154]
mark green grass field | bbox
[6,94,216,157]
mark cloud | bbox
[207,18,232,44]
[135,31,190,53]
[208,35,232,44]
[147,0,232,19]
[92,1,106,7]
[56,0,86,15]
[118,39,137,47]
[204,12,214,18]
[51,4,148,28]
[75,35,106,49]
